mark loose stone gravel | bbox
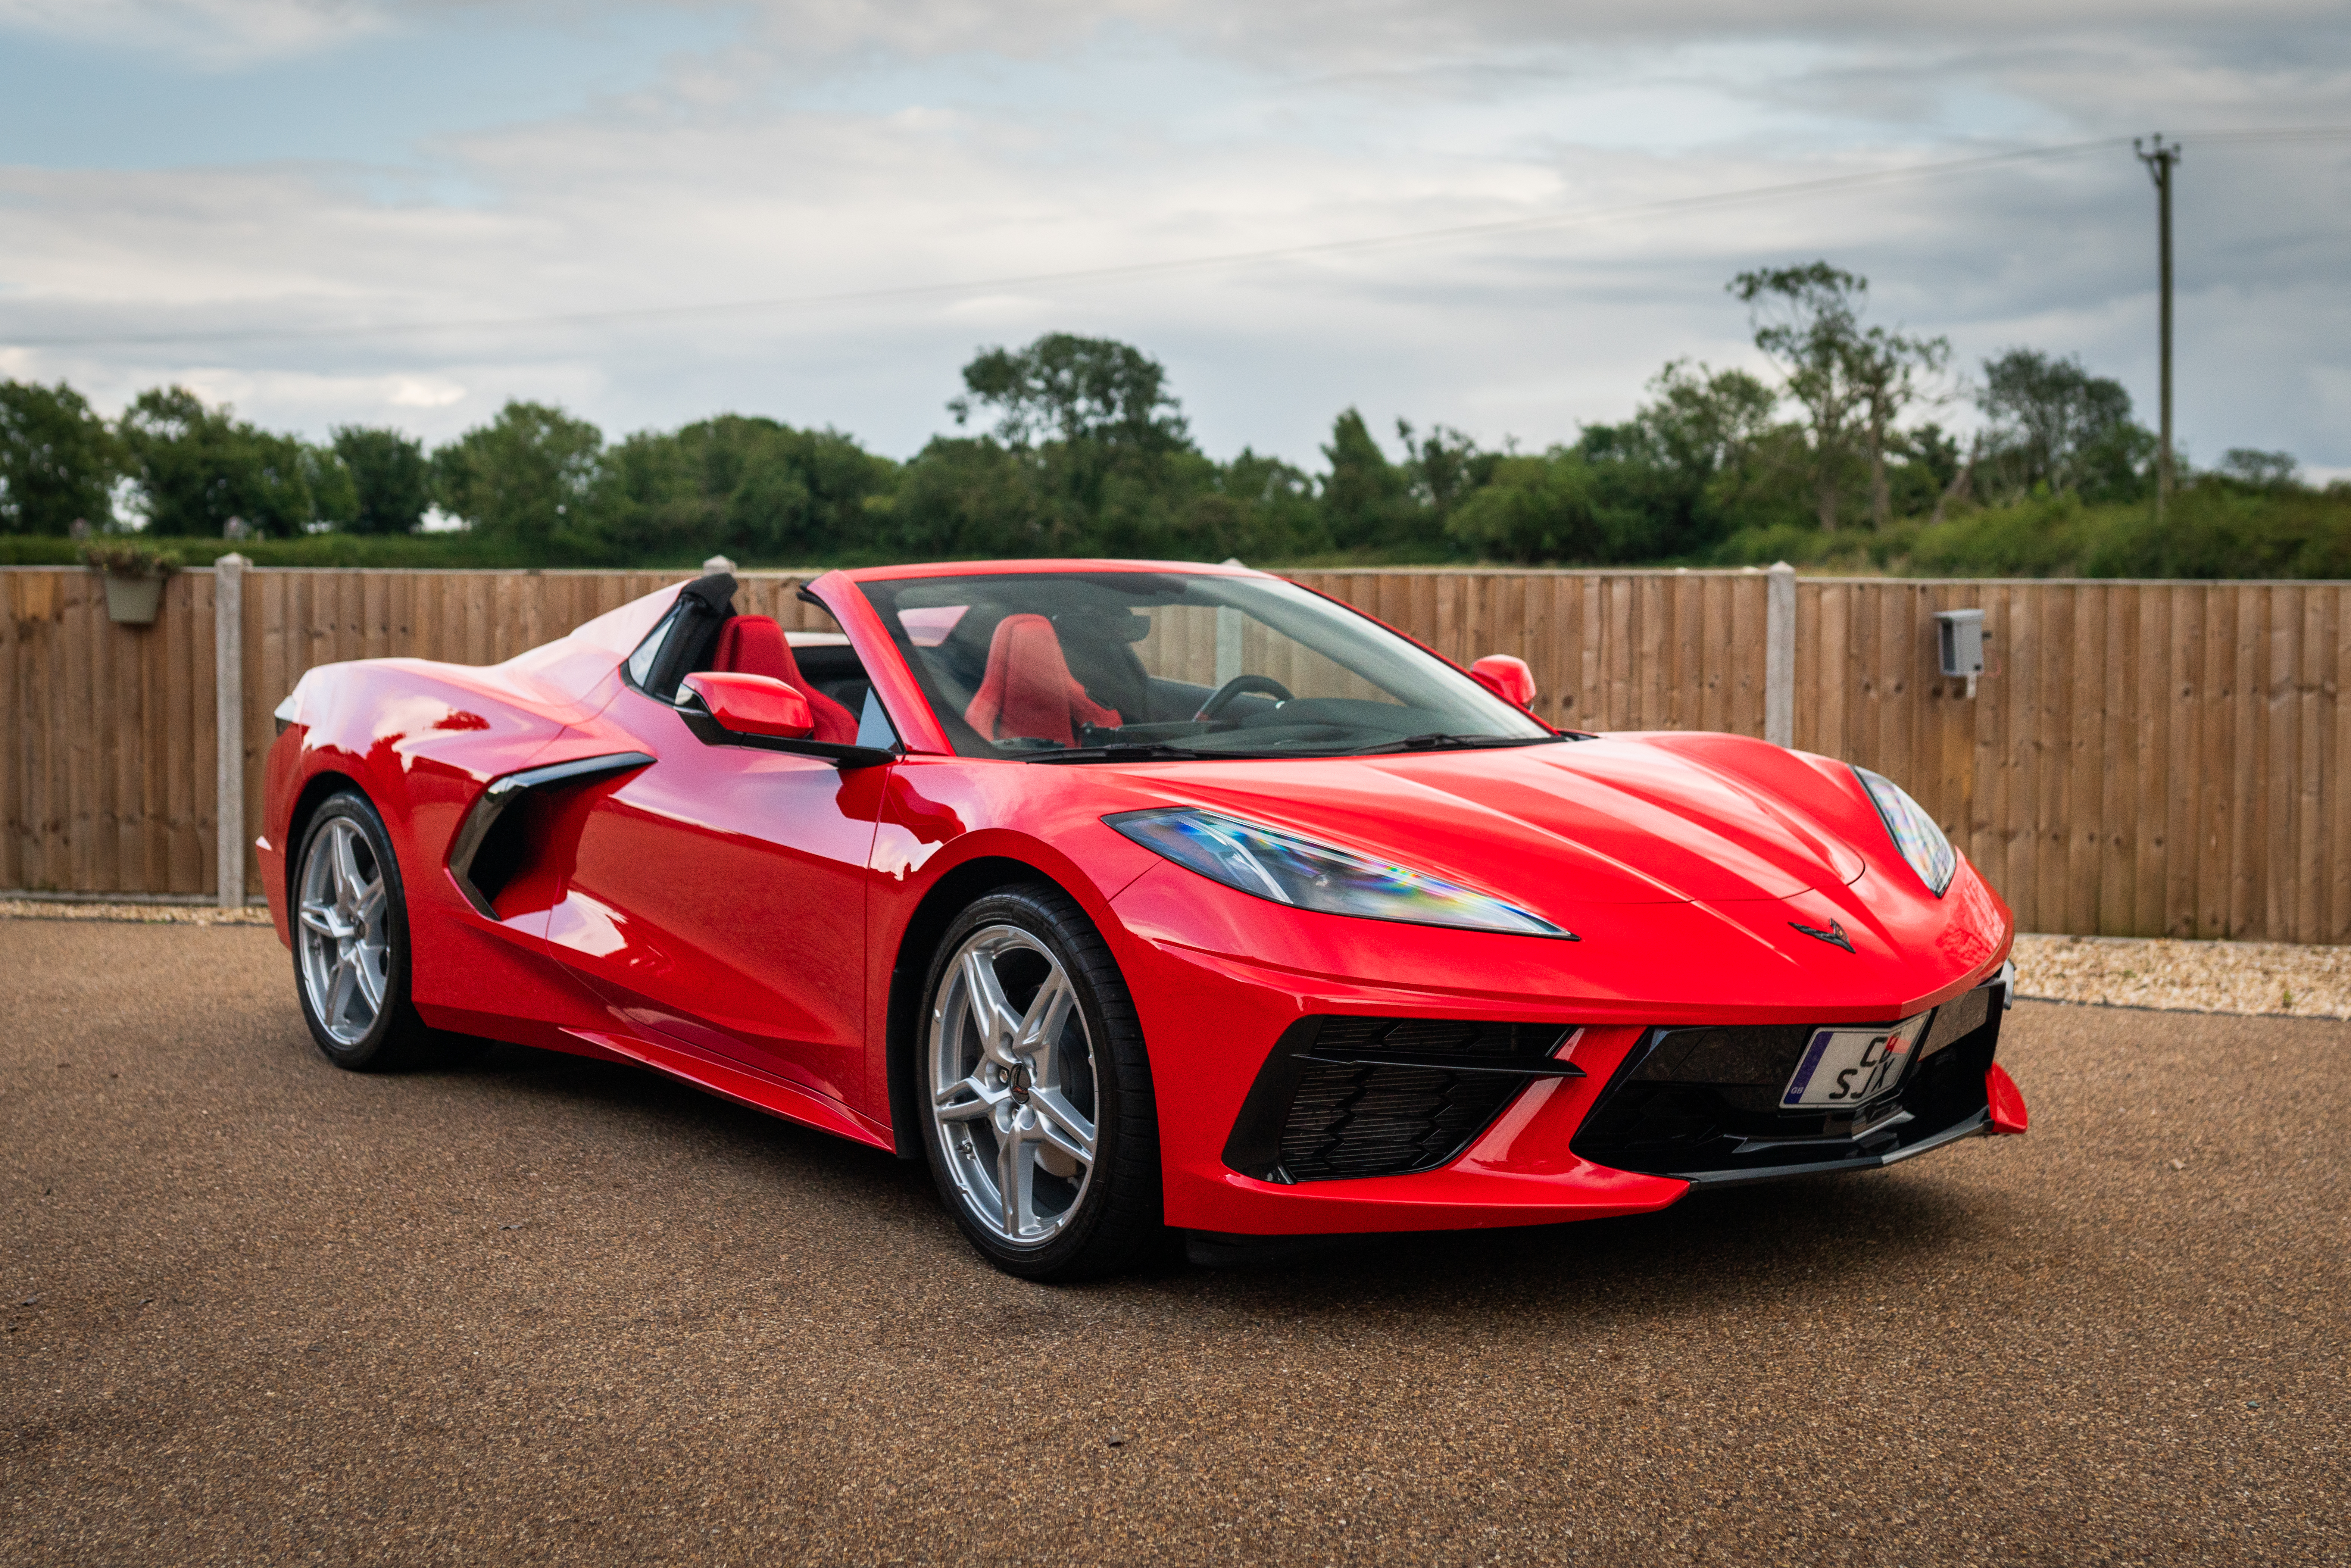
[0,899,272,927]
[2013,932,2351,1019]
[6,920,2346,1567]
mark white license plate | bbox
[1781,1017,1928,1109]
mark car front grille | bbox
[1569,977,2008,1181]
[1223,1016,1574,1184]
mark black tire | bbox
[917,883,1163,1281]
[288,790,449,1072]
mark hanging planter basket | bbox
[79,542,182,627]
[104,575,167,625]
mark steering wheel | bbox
[1195,674,1295,723]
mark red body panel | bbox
[261,562,2026,1239]
[542,685,886,1111]
[1987,1062,2030,1134]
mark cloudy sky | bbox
[2,1,2345,476]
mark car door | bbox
[544,681,889,1111]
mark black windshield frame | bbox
[857,569,1557,761]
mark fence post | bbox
[214,554,247,907]
[1764,561,1796,748]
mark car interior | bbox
[870,574,1543,759]
[625,574,893,749]
[624,569,1551,761]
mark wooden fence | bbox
[6,564,2349,944]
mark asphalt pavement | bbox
[3,918,2344,1566]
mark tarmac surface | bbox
[3,918,2344,1566]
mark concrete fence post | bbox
[1764,560,1796,748]
[214,554,248,906]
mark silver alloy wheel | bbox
[296,816,391,1046]
[927,924,1100,1248]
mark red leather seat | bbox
[711,616,859,745]
[965,613,1121,747]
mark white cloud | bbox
[385,375,466,407]
[0,0,396,65]
[0,0,2345,470]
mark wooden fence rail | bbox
[6,564,2346,944]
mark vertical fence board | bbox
[1,575,26,888]
[1971,585,2009,897]
[2331,587,2351,943]
[2195,587,2232,937]
[2130,585,2167,936]
[2011,582,2041,925]
[2296,588,2325,943]
[2225,589,2259,936]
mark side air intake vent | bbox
[1223,1017,1579,1184]
[447,752,654,919]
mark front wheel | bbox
[920,885,1162,1280]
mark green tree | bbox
[118,386,315,537]
[1447,450,1607,563]
[303,446,358,529]
[331,426,432,534]
[1730,262,1871,531]
[2218,449,2301,490]
[1889,422,1964,518]
[0,379,121,535]
[1976,350,2146,501]
[887,435,1042,559]
[598,416,898,563]
[1577,361,1785,557]
[431,401,604,557]
[950,333,1191,453]
[1849,325,1952,529]
[934,334,1212,557]
[1395,421,1496,519]
[1318,409,1422,550]
[1212,449,1329,560]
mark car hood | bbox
[1124,737,1872,908]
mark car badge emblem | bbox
[1790,918,1855,953]
[1009,1063,1033,1104]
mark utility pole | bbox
[2135,134,2181,525]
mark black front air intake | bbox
[1569,977,2006,1183]
[1223,1017,1578,1184]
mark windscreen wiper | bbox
[1346,733,1573,756]
[1023,742,1221,764]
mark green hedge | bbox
[0,535,730,570]
[1708,482,2351,579]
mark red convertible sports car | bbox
[262,560,2027,1278]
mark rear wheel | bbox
[291,791,442,1071]
[920,885,1162,1280]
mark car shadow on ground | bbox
[1142,1175,2009,1320]
[428,1035,2015,1322]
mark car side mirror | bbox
[681,671,813,740]
[1470,654,1537,709]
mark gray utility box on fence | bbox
[1935,608,1986,695]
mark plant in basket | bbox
[79,539,182,625]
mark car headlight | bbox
[1853,766,1955,896]
[1105,807,1571,938]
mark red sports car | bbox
[262,560,2026,1278]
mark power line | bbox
[9,125,2350,351]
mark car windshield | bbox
[858,569,1557,760]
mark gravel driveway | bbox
[4,919,2344,1566]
